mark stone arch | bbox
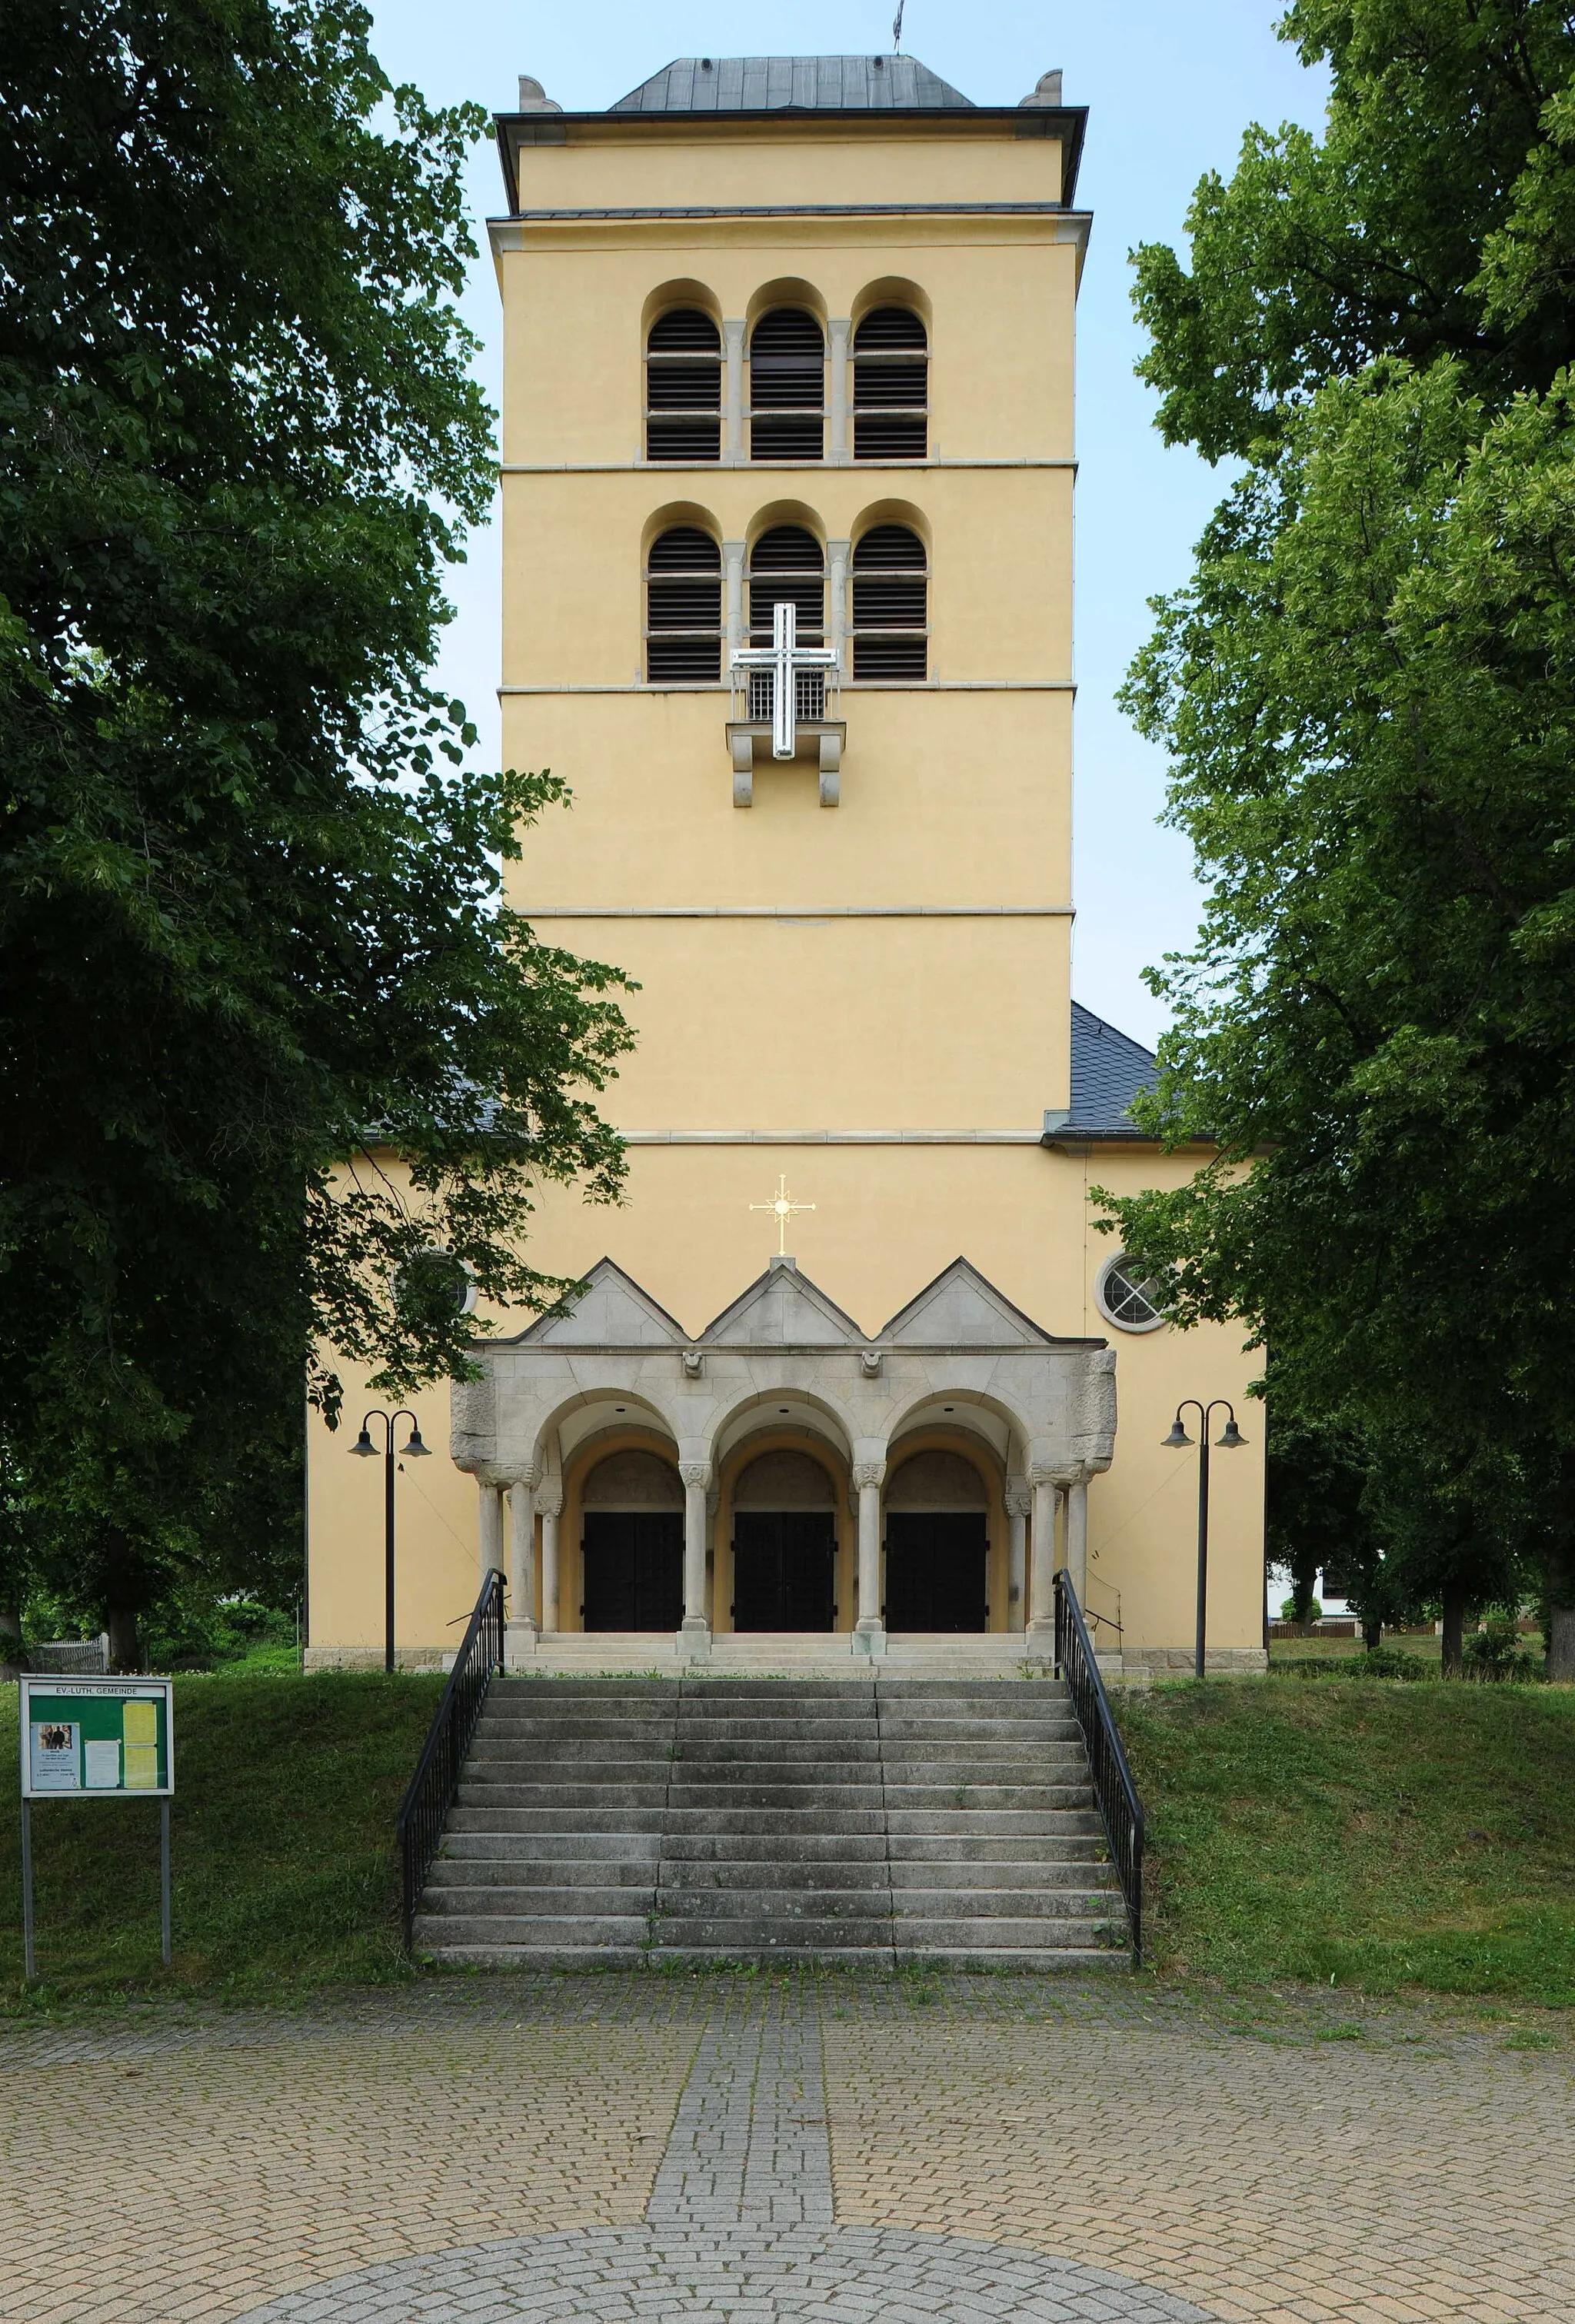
[581,1448,684,1509]
[734,1447,838,1507]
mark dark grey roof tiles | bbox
[1064,1001,1159,1137]
[611,55,975,114]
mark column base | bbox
[504,1618,539,1671]
[850,1620,887,1661]
[678,1616,712,1664]
[1023,1618,1057,1666]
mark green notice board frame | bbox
[17,1676,175,1978]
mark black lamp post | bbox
[1163,1399,1247,1680]
[351,1409,431,1672]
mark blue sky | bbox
[364,2,1327,1046]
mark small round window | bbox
[1096,1254,1167,1333]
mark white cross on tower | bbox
[729,601,840,761]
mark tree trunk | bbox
[1362,1613,1383,1653]
[1440,1577,1466,1678]
[1545,1451,1575,1683]
[102,1525,143,1672]
[0,1604,21,1683]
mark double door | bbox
[731,1510,837,1631]
[581,1511,683,1630]
[884,1511,987,1631]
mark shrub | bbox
[1464,1615,1540,1684]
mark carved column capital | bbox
[508,1459,542,1493]
[535,1480,563,1519]
[679,1460,713,1491]
[850,1460,885,1493]
[1029,1461,1085,1491]
[1004,1482,1031,1518]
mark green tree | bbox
[1,2,631,1662]
[1104,3,1575,1677]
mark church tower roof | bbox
[610,55,975,115]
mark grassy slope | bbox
[0,1673,443,2005]
[1118,1678,1575,2006]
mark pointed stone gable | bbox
[700,1258,864,1348]
[516,1258,687,1347]
[877,1258,1061,1349]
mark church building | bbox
[305,54,1267,1680]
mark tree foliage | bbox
[0,2,631,1652]
[1104,1,1575,1673]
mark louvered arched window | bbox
[749,310,824,461]
[645,310,721,462]
[851,524,927,679]
[645,527,721,681]
[748,525,824,645]
[853,308,927,460]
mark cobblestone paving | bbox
[0,1975,1568,2323]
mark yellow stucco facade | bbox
[305,55,1265,1676]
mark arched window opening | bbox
[646,526,722,682]
[851,524,927,680]
[853,307,928,460]
[749,309,824,461]
[743,526,826,719]
[646,309,721,462]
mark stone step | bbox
[663,1784,887,1811]
[413,1913,652,1947]
[884,1809,1101,1836]
[875,1756,1091,1781]
[885,1819,1103,1850]
[655,1889,893,1921]
[457,1781,671,1808]
[428,1857,660,1887]
[877,1716,1083,1740]
[652,1916,897,1950]
[876,1680,1071,1698]
[668,1717,881,1740]
[421,1886,658,1918]
[652,1860,898,1891]
[438,1830,666,1863]
[892,1916,1127,1949]
[887,1857,1117,1889]
[891,1889,1115,1919]
[658,1831,891,1863]
[447,1806,668,1834]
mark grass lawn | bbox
[0,1672,443,2009]
[1270,1630,1444,1670]
[1119,1676,1575,2006]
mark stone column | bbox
[679,1460,712,1659]
[826,538,851,675]
[827,318,851,461]
[506,1463,540,1664]
[851,1457,886,1658]
[1004,1480,1030,1633]
[476,1477,504,1585]
[538,1478,563,1635]
[1025,1467,1060,1659]
[723,319,745,461]
[1065,1477,1089,1608]
[723,539,746,661]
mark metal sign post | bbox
[18,1675,175,1979]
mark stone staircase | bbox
[415,1676,1131,1969]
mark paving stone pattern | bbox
[0,1974,1570,2323]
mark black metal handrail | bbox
[1054,1567,1145,1965]
[395,1567,506,1949]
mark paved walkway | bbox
[0,1974,1570,2323]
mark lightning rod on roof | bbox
[892,2,904,53]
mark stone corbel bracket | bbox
[727,721,846,808]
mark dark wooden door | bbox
[884,1511,987,1631]
[731,1510,837,1630]
[581,1511,683,1630]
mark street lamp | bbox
[351,1410,431,1672]
[1163,1400,1247,1680]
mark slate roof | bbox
[1063,1001,1160,1137]
[611,55,975,114]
